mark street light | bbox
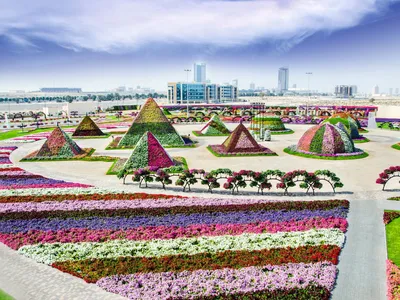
[184,69,191,119]
[306,72,313,116]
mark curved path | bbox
[1,124,400,299]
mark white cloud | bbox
[0,0,397,52]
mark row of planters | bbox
[119,167,343,195]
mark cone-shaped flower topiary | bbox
[35,126,85,158]
[121,131,174,172]
[118,98,184,147]
[199,115,230,135]
[297,123,355,154]
[249,113,293,136]
[72,116,105,137]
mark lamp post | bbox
[306,72,313,116]
[184,69,191,119]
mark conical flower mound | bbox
[200,115,230,135]
[72,116,105,137]
[122,131,174,171]
[249,113,286,132]
[118,98,184,147]
[222,123,262,153]
[35,127,85,158]
[297,123,355,154]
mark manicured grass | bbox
[207,146,278,157]
[388,196,400,201]
[392,144,400,151]
[270,129,294,135]
[72,133,111,139]
[0,127,56,141]
[353,138,370,144]
[283,147,369,160]
[386,214,400,266]
[21,148,118,163]
[192,131,229,137]
[0,290,14,300]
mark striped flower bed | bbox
[5,129,75,143]
[0,147,90,189]
[0,190,349,299]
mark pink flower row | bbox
[387,260,400,300]
[0,183,91,190]
[0,217,347,249]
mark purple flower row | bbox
[97,261,336,299]
[0,207,348,233]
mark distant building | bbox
[334,85,357,98]
[278,67,289,92]
[396,88,399,95]
[373,85,380,95]
[389,88,393,96]
[116,86,126,93]
[40,88,82,93]
[250,83,255,90]
[193,63,206,83]
[232,79,238,88]
[292,84,297,89]
[167,82,237,104]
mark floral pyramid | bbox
[198,115,230,136]
[118,98,184,147]
[208,122,277,156]
[72,116,105,137]
[34,126,85,158]
[121,131,174,172]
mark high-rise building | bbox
[373,85,380,95]
[232,79,238,88]
[389,88,393,96]
[292,84,297,89]
[334,85,357,98]
[193,63,206,83]
[396,88,399,95]
[278,67,289,92]
[167,82,237,104]
[250,83,255,90]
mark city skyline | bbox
[0,0,400,93]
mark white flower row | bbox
[19,228,345,264]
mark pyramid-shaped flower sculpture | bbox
[34,126,85,158]
[72,116,106,137]
[198,115,230,136]
[118,98,184,147]
[121,131,174,173]
[208,122,277,156]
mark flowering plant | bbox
[376,166,400,190]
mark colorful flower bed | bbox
[0,195,349,299]
[376,166,400,191]
[285,123,368,160]
[72,116,107,137]
[0,147,90,189]
[4,129,75,143]
[385,211,400,299]
[208,122,277,157]
[193,115,231,136]
[249,114,294,136]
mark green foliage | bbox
[386,215,400,266]
[309,126,325,153]
[284,147,369,160]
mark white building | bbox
[278,67,289,92]
[232,79,238,88]
[250,83,255,90]
[389,88,393,96]
[396,88,399,95]
[194,63,206,83]
[373,85,380,95]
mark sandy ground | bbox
[1,123,400,299]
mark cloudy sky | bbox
[0,0,399,93]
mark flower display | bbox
[323,116,360,139]
[72,116,106,137]
[27,126,85,158]
[196,115,231,136]
[249,113,293,136]
[0,150,349,300]
[376,166,400,190]
[208,122,277,157]
[118,98,185,147]
[120,131,175,174]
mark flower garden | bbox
[249,113,294,136]
[384,211,400,299]
[72,116,109,138]
[284,123,368,160]
[192,115,231,136]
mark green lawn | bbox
[386,216,400,266]
[0,289,14,300]
[0,126,75,141]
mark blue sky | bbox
[0,0,399,93]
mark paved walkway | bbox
[1,124,400,299]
